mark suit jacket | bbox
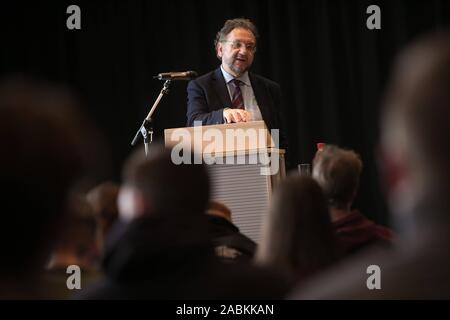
[186,68,287,149]
[207,215,257,263]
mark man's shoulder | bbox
[191,69,221,85]
[250,72,280,89]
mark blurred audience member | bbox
[206,201,257,263]
[291,31,450,299]
[79,146,290,299]
[45,194,100,299]
[0,76,91,298]
[86,181,120,251]
[313,145,394,255]
[256,176,338,284]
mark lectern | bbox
[164,121,285,242]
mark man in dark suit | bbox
[186,18,287,149]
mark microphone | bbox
[153,71,198,81]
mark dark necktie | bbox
[230,79,245,109]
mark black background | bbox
[2,0,450,226]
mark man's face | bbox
[217,28,256,77]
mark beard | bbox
[224,56,252,76]
[229,64,247,76]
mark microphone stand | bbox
[130,80,172,156]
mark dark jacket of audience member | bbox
[206,201,257,263]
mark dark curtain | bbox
[2,0,450,226]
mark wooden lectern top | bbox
[164,120,284,155]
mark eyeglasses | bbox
[221,40,257,52]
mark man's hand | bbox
[223,108,252,123]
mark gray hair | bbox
[312,145,363,209]
[214,18,259,48]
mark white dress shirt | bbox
[220,66,263,121]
